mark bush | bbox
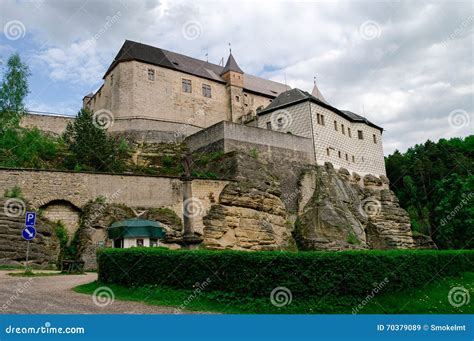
[97,248,474,300]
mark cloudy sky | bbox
[0,0,472,154]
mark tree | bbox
[62,109,128,172]
[433,174,474,249]
[385,135,474,249]
[0,53,31,130]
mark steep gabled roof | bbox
[258,88,383,132]
[103,40,287,98]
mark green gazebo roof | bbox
[108,218,166,239]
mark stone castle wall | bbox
[84,61,275,138]
[185,121,315,165]
[0,168,229,237]
[20,113,74,136]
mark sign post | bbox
[23,212,37,272]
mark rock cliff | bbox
[202,152,417,251]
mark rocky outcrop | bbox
[294,163,415,250]
[203,152,417,252]
[0,198,59,267]
[202,153,295,250]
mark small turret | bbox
[220,52,244,87]
[311,76,328,104]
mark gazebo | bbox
[108,218,166,248]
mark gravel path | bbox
[0,270,204,314]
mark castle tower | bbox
[221,52,244,122]
[311,76,328,104]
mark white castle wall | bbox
[257,101,386,177]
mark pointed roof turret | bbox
[311,76,328,104]
[221,53,243,75]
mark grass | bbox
[74,272,473,314]
[360,271,474,314]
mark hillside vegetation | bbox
[385,136,474,249]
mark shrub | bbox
[97,248,474,300]
[4,185,23,199]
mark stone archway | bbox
[39,199,82,237]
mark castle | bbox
[4,41,426,269]
[71,40,385,177]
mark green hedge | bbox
[97,248,474,299]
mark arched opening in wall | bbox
[40,200,81,237]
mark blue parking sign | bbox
[22,226,36,241]
[25,212,36,227]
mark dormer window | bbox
[148,69,155,81]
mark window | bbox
[235,95,240,102]
[148,69,155,81]
[136,239,144,247]
[338,151,341,158]
[266,122,272,130]
[316,114,325,126]
[202,84,212,98]
[150,239,159,247]
[182,79,192,93]
[110,74,114,86]
[352,155,355,163]
[358,130,364,140]
[334,120,338,131]
[341,124,345,135]
[373,134,377,144]
[326,148,330,156]
[345,153,348,161]
[348,127,351,138]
